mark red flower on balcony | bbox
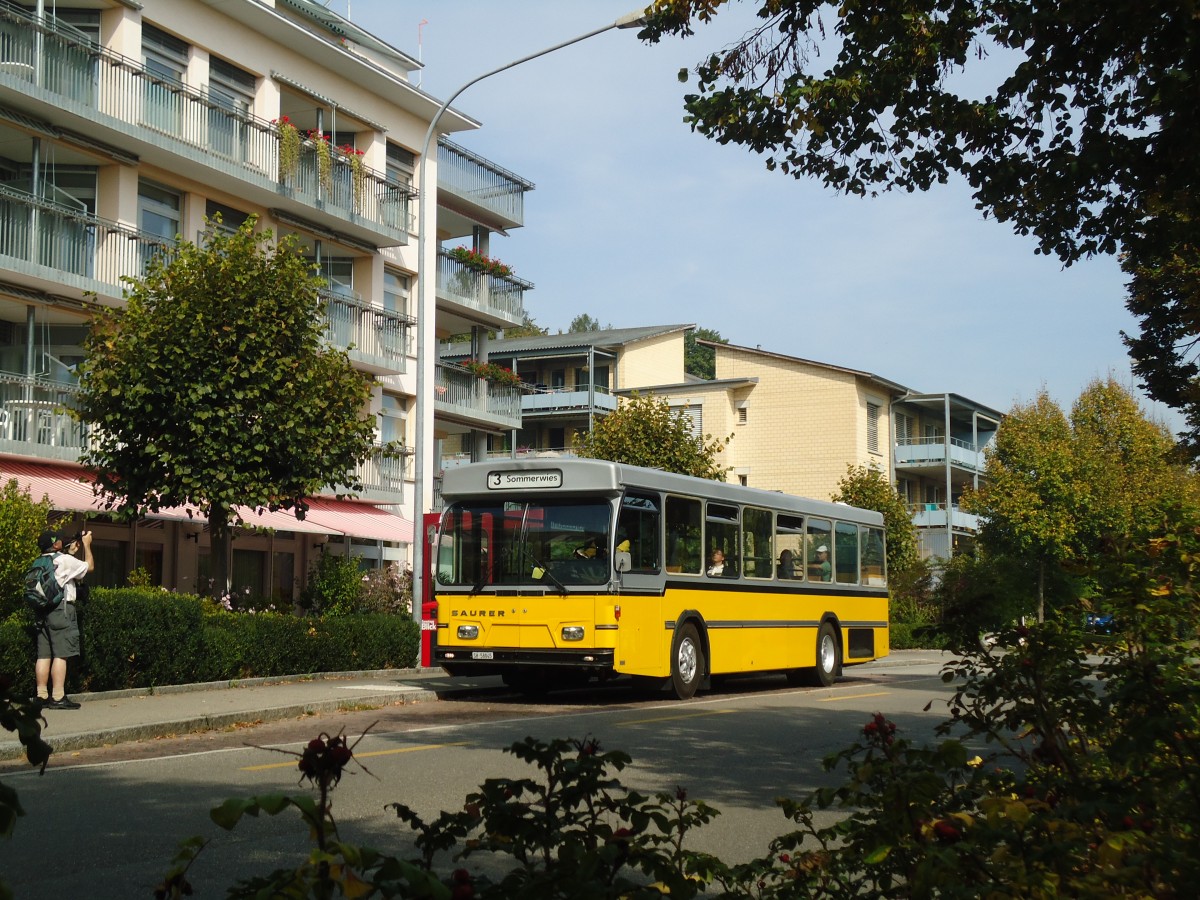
[447,245,514,279]
[460,359,523,388]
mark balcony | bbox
[435,248,530,332]
[0,374,84,463]
[894,436,986,473]
[320,288,411,376]
[0,184,168,300]
[522,386,618,417]
[434,362,522,432]
[338,444,412,504]
[437,138,533,233]
[908,502,980,532]
[0,6,411,247]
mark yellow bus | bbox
[432,459,888,699]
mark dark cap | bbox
[37,530,63,553]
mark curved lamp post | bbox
[411,11,647,630]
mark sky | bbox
[340,1,1179,429]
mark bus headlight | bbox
[457,625,479,640]
[561,626,584,642]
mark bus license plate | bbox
[472,651,494,660]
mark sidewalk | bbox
[0,668,499,762]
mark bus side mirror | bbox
[614,552,631,573]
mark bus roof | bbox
[439,458,884,527]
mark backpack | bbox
[24,554,64,617]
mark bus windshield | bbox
[437,498,613,589]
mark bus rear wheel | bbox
[788,621,840,687]
[670,623,705,700]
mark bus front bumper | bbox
[432,647,615,672]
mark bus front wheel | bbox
[670,623,705,700]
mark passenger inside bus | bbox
[810,545,832,582]
[778,548,797,579]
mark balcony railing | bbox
[437,139,532,228]
[0,373,84,462]
[894,436,986,472]
[436,249,529,323]
[907,502,980,532]
[434,363,522,428]
[0,5,411,239]
[0,184,169,296]
[522,387,617,415]
[320,288,411,375]
[345,444,412,500]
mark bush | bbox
[359,565,412,616]
[299,552,365,617]
[0,480,52,621]
[0,587,419,694]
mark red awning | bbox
[0,461,412,543]
[301,497,413,543]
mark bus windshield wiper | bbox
[469,575,488,596]
[527,551,568,595]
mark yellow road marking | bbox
[616,709,736,727]
[818,691,891,702]
[240,741,471,772]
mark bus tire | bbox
[813,621,841,686]
[670,623,705,700]
[789,621,841,687]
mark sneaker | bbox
[46,696,81,710]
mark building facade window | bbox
[138,179,181,241]
[867,401,881,454]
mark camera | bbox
[68,529,90,546]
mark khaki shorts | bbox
[36,601,79,660]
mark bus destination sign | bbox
[487,470,563,490]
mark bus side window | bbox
[618,491,662,573]
[744,506,773,579]
[666,495,702,574]
[776,513,804,580]
[835,521,860,584]
[807,518,832,582]
[861,526,887,585]
[706,502,740,578]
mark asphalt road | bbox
[0,656,957,899]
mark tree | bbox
[964,391,1080,622]
[1069,376,1190,543]
[504,313,549,340]
[831,463,918,576]
[76,218,376,599]
[567,313,609,333]
[684,326,728,380]
[641,2,1200,453]
[0,480,52,619]
[574,392,731,480]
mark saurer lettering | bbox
[452,609,507,617]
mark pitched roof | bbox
[442,324,694,358]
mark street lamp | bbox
[411,11,648,630]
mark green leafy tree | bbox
[299,552,364,617]
[641,1,1200,454]
[1069,376,1190,543]
[684,326,727,380]
[0,480,52,620]
[76,217,376,599]
[567,313,609,333]
[832,464,918,576]
[964,391,1080,622]
[575,392,731,480]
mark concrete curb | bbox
[0,677,443,761]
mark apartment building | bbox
[0,0,533,598]
[437,324,691,466]
[616,338,1001,560]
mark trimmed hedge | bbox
[2,587,420,694]
[889,621,949,650]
